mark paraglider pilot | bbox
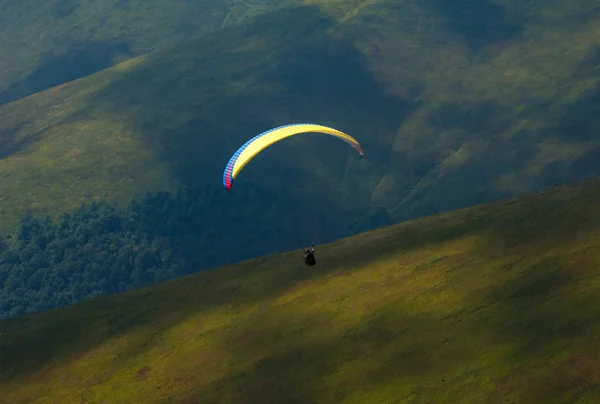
[304,243,316,267]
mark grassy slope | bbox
[0,4,391,235]
[0,0,298,104]
[345,0,600,221]
[2,0,600,236]
[2,178,600,403]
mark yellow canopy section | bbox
[223,123,364,190]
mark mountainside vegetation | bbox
[0,185,342,319]
[1,177,600,403]
[2,0,600,317]
[2,0,599,224]
[0,0,298,105]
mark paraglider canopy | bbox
[222,123,364,190]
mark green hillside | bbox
[1,0,599,229]
[0,0,298,105]
[0,4,389,234]
[2,0,600,304]
[2,178,600,403]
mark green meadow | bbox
[1,0,599,240]
[2,178,600,403]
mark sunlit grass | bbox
[1,178,600,402]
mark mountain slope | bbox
[0,0,299,105]
[0,4,394,235]
[2,178,600,403]
[2,1,600,276]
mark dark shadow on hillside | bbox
[530,51,600,187]
[0,110,91,160]
[92,6,416,186]
[0,121,37,159]
[0,40,133,106]
[428,100,512,139]
[536,146,600,190]
[521,47,600,188]
[86,6,420,259]
[553,83,600,142]
[418,83,600,218]
[391,100,534,221]
[51,0,79,18]
[418,0,523,51]
[577,45,600,76]
[570,146,600,179]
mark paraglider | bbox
[222,123,364,268]
[304,243,316,267]
[222,123,364,191]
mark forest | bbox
[0,185,324,319]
